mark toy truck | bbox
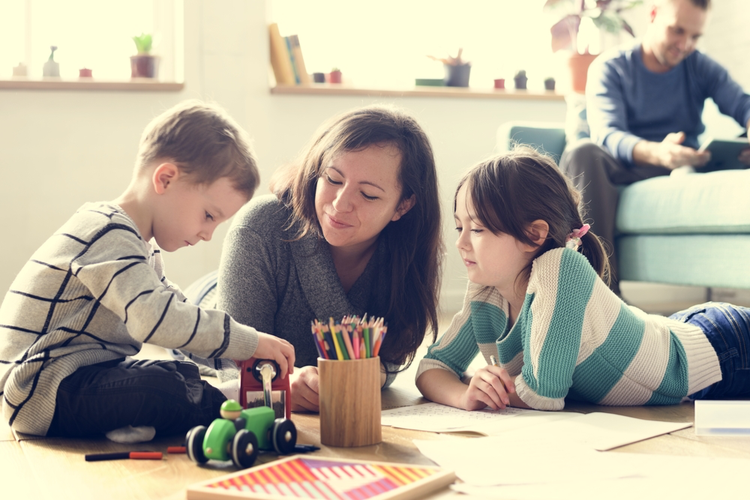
[185,359,297,469]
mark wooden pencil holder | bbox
[318,357,382,447]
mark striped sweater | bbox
[417,248,721,410]
[0,202,260,435]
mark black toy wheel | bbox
[272,418,297,455]
[186,425,208,464]
[231,429,259,469]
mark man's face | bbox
[646,0,708,70]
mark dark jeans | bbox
[559,140,671,295]
[46,358,226,438]
[670,303,750,399]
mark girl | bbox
[416,146,747,411]
[219,105,444,412]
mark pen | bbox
[490,355,498,366]
[84,451,163,462]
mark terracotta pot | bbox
[494,78,505,89]
[130,55,159,78]
[566,52,597,94]
[328,70,342,84]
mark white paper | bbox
[381,402,576,434]
[383,403,691,451]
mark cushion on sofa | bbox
[616,170,750,234]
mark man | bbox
[560,0,750,296]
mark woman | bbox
[217,105,444,411]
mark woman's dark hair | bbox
[270,104,444,368]
[455,145,610,289]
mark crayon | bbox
[85,451,163,462]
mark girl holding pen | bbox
[417,147,750,411]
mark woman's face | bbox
[315,144,414,254]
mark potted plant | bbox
[131,33,158,79]
[545,0,642,92]
[544,76,556,91]
[513,70,528,90]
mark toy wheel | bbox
[186,425,208,464]
[272,418,297,455]
[231,429,259,469]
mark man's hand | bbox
[634,131,711,170]
[656,132,711,169]
[458,365,515,411]
[253,332,295,379]
[290,366,320,412]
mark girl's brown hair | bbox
[270,104,444,369]
[456,146,610,288]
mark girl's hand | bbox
[459,365,515,411]
[253,332,295,379]
[290,366,320,412]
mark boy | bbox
[0,100,294,441]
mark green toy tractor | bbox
[185,359,297,469]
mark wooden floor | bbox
[4,322,750,499]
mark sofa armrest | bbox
[496,122,567,163]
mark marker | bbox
[84,451,163,462]
[490,355,499,367]
[167,446,186,454]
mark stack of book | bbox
[269,23,311,85]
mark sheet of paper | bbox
[383,403,691,450]
[415,435,639,487]
[380,402,576,434]
[448,452,750,500]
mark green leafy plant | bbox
[545,0,642,54]
[132,33,153,55]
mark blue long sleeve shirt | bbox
[586,42,750,167]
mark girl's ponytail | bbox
[578,230,611,285]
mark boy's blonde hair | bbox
[137,100,260,198]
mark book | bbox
[284,36,300,84]
[268,23,295,85]
[286,34,311,85]
[186,455,455,500]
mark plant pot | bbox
[444,63,471,87]
[494,78,505,89]
[544,79,556,91]
[566,52,597,94]
[130,55,159,79]
[514,77,527,90]
[313,72,326,83]
[328,70,342,84]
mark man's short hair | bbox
[137,100,260,199]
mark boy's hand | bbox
[459,365,515,411]
[254,332,295,379]
[290,366,319,412]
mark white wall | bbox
[1,0,746,315]
[0,0,565,314]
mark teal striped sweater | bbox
[417,248,721,410]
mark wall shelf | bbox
[0,79,184,91]
[271,84,565,101]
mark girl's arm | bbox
[416,367,528,411]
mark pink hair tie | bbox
[565,223,590,251]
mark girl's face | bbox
[315,144,414,254]
[454,183,533,291]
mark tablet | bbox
[697,137,750,172]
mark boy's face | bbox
[152,168,248,252]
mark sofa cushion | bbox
[619,234,750,289]
[616,170,750,234]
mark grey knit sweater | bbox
[0,202,260,435]
[217,194,397,386]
